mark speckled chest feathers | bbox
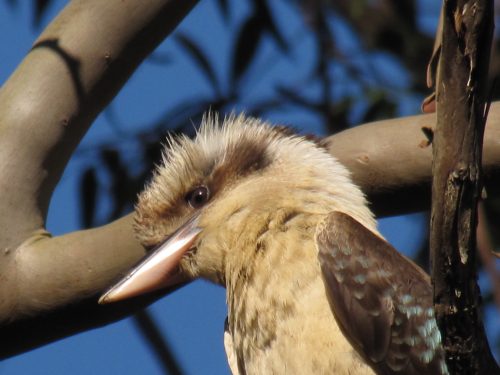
[223,209,374,375]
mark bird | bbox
[99,114,448,375]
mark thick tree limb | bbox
[325,103,500,216]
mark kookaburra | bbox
[99,114,448,375]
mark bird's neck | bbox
[225,207,319,296]
[224,209,325,368]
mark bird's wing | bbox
[316,212,447,375]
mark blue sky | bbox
[4,1,492,374]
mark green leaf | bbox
[79,167,97,229]
[230,14,264,89]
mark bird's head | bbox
[99,114,375,303]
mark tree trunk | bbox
[431,0,499,373]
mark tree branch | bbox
[325,102,500,216]
[0,0,197,252]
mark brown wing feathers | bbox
[317,212,448,375]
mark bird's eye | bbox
[185,186,210,209]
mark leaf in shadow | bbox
[247,98,287,117]
[388,0,416,29]
[134,310,185,375]
[33,0,52,27]
[175,33,221,96]
[374,27,405,56]
[231,14,265,90]
[483,196,500,251]
[255,0,289,53]
[150,95,217,133]
[325,98,352,133]
[362,93,396,123]
[100,149,135,221]
[79,167,98,229]
[215,0,230,22]
[276,85,321,112]
[146,52,172,65]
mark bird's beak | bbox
[99,215,202,304]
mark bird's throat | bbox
[224,210,324,372]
